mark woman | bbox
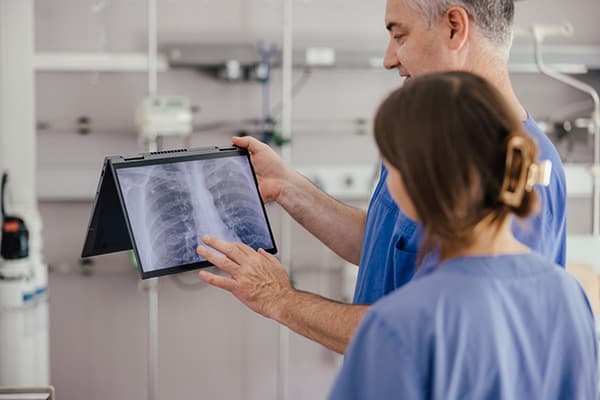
[328,71,598,399]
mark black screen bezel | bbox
[111,147,277,279]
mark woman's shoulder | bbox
[371,252,576,321]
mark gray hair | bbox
[405,0,515,55]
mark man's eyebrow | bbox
[386,22,404,31]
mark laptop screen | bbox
[114,153,275,274]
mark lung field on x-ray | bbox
[202,158,272,250]
[116,156,273,272]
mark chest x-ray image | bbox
[115,155,274,273]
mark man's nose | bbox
[383,40,399,70]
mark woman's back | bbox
[330,252,597,399]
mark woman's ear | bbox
[444,7,470,51]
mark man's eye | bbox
[393,35,405,43]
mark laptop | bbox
[81,146,277,279]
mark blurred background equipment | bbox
[1,173,29,260]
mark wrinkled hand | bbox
[196,235,292,319]
[232,136,292,203]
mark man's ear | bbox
[444,7,470,50]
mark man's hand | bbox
[197,234,370,354]
[197,235,293,319]
[232,136,292,203]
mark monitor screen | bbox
[114,154,275,273]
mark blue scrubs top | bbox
[353,116,567,304]
[331,253,597,400]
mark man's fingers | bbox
[197,245,239,275]
[198,270,237,292]
[232,136,265,154]
[201,235,253,263]
[231,136,250,148]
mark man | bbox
[196,0,566,354]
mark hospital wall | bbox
[27,0,600,399]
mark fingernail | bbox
[202,234,211,242]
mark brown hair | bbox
[374,71,538,260]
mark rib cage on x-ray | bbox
[144,163,218,269]
[116,156,273,272]
[201,158,272,250]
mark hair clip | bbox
[500,135,552,207]
[525,160,552,192]
[499,136,529,207]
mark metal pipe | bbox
[145,1,159,400]
[147,0,158,95]
[147,278,159,400]
[281,3,293,160]
[530,24,600,236]
[277,0,293,399]
[0,0,49,387]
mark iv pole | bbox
[523,22,600,236]
[142,0,159,400]
[278,1,293,399]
